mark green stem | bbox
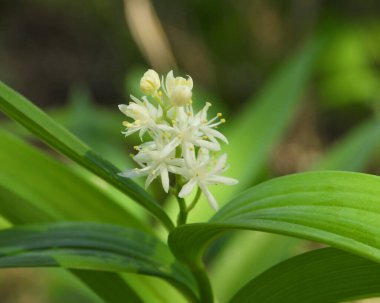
[176,195,188,226]
[187,187,202,212]
[191,265,214,303]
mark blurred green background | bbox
[1,0,380,302]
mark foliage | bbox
[2,20,380,303]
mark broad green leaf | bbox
[0,81,174,231]
[169,171,380,301]
[0,222,198,302]
[188,38,323,222]
[0,130,179,302]
[64,271,137,303]
[231,247,380,303]
[0,129,144,227]
[313,118,380,171]
[211,117,380,300]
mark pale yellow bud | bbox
[140,69,160,95]
[171,86,192,106]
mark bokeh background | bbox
[1,0,380,302]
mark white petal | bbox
[197,148,210,166]
[118,166,150,178]
[161,137,180,157]
[165,70,175,95]
[130,95,143,105]
[183,145,196,167]
[167,158,184,166]
[168,165,187,177]
[178,179,197,198]
[145,173,157,189]
[207,175,238,185]
[134,151,152,163]
[122,128,139,137]
[118,104,128,115]
[186,75,193,89]
[160,166,170,193]
[194,139,220,151]
[203,127,228,143]
[214,154,227,172]
[200,184,219,211]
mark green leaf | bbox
[0,222,198,302]
[169,171,380,270]
[313,118,380,171]
[0,81,174,231]
[72,271,144,303]
[210,117,380,300]
[0,130,179,302]
[0,129,145,227]
[231,247,380,303]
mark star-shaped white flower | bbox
[119,139,183,192]
[165,107,221,153]
[119,95,163,139]
[178,147,238,210]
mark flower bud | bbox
[164,71,193,107]
[140,69,160,95]
[171,86,192,106]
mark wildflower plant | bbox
[118,69,237,224]
[3,43,380,303]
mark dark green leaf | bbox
[0,222,198,302]
[313,118,380,171]
[0,129,145,228]
[231,247,380,303]
[0,81,174,231]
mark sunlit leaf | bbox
[231,247,380,303]
[169,171,380,301]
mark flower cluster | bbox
[118,69,237,211]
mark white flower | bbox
[119,95,163,139]
[194,102,228,147]
[119,69,237,212]
[119,139,183,193]
[178,147,238,210]
[140,69,160,95]
[163,71,193,106]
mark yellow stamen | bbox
[133,146,139,150]
[217,112,222,117]
[221,118,226,123]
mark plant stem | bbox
[187,187,202,212]
[176,187,202,226]
[191,265,214,303]
[176,195,188,226]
